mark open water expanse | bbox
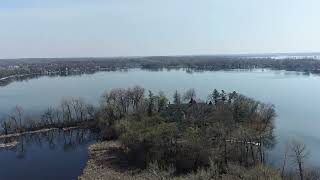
[1,68,320,178]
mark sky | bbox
[0,0,319,58]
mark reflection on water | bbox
[0,129,97,180]
[0,68,130,87]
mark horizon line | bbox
[1,51,320,61]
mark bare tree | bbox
[54,108,62,124]
[128,86,145,111]
[71,98,87,122]
[290,140,309,180]
[61,98,73,122]
[183,88,196,101]
[1,118,12,135]
[16,105,24,128]
[281,143,290,178]
[8,105,24,131]
[101,88,130,119]
[41,107,55,125]
[173,90,181,105]
[86,104,96,120]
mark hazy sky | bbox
[0,0,319,58]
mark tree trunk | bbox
[250,144,256,164]
[298,162,304,180]
[224,139,228,165]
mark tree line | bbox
[1,97,95,134]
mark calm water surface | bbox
[0,68,320,174]
[0,129,97,180]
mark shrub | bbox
[119,115,179,167]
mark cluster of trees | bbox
[138,56,320,74]
[96,86,320,180]
[0,98,95,135]
[95,86,284,179]
[97,86,169,138]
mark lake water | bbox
[0,129,97,180]
[0,68,320,172]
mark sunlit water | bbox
[1,68,320,174]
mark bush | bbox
[243,164,282,180]
[119,115,179,168]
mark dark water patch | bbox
[0,129,97,180]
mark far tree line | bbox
[2,56,320,87]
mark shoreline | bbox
[0,125,90,150]
[0,124,90,140]
[0,73,43,81]
[79,141,150,180]
[0,141,19,149]
[0,128,59,139]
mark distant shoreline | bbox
[1,52,320,61]
[1,56,320,87]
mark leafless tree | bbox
[128,86,145,111]
[183,88,196,101]
[101,88,131,120]
[41,107,55,125]
[16,105,24,128]
[290,140,309,180]
[281,143,290,178]
[54,108,62,124]
[61,99,73,122]
[7,105,24,131]
[173,90,181,105]
[1,117,12,135]
[71,98,87,122]
[86,104,96,120]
